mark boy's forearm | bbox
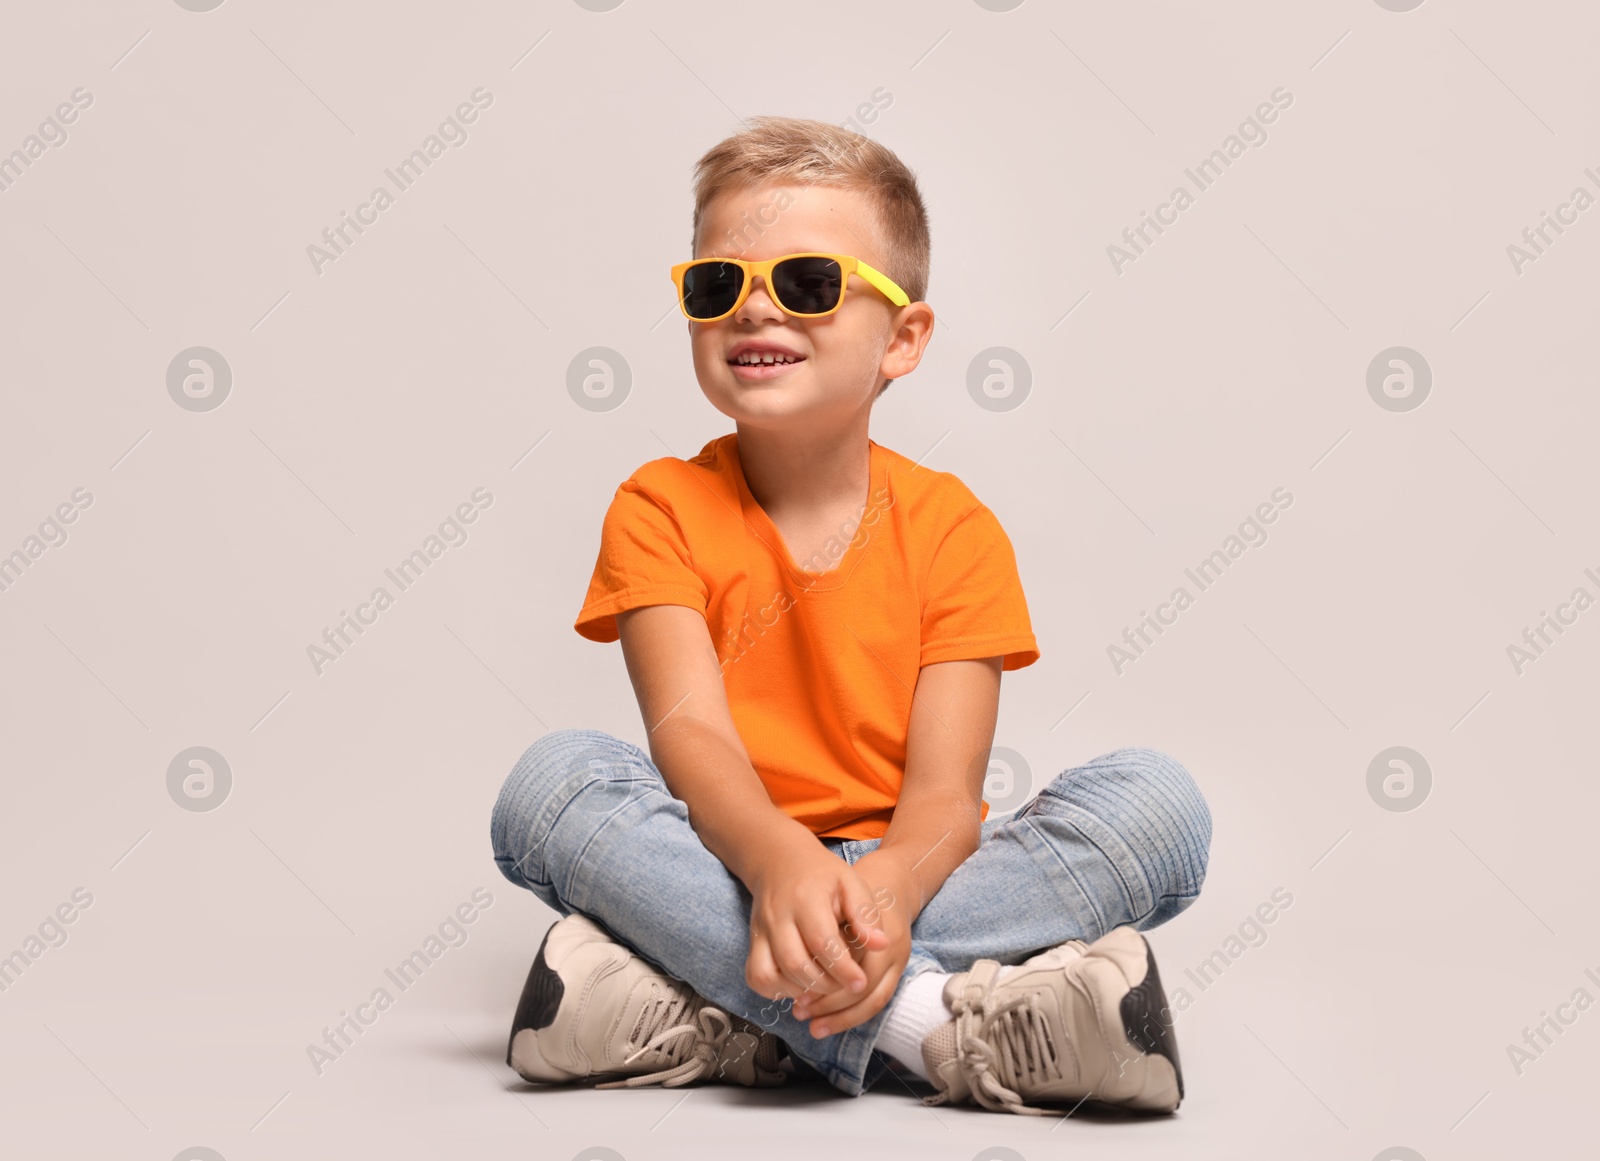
[867,791,982,921]
[646,717,818,887]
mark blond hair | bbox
[688,115,930,307]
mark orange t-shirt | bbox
[574,433,1040,840]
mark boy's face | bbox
[688,183,932,431]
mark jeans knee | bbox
[1045,746,1212,918]
[489,728,647,891]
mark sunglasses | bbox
[670,251,910,322]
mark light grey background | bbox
[1,1,1595,1159]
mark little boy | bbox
[490,116,1211,1116]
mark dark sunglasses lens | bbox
[682,262,744,319]
[773,256,843,314]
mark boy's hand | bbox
[745,836,891,1023]
[789,849,915,1038]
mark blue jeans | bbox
[490,728,1211,1096]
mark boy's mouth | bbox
[727,345,807,380]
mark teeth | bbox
[734,352,799,365]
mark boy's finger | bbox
[837,924,881,969]
[791,975,868,1020]
[798,944,898,1021]
[839,919,890,961]
[789,971,844,1012]
[808,953,903,1037]
[769,921,843,1001]
[797,909,866,994]
[744,933,784,998]
[835,873,888,953]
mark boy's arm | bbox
[614,604,815,884]
[790,655,1003,1034]
[615,604,891,1008]
[858,656,1003,922]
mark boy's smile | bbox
[727,335,807,382]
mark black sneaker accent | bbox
[1119,933,1184,1101]
[505,922,565,1067]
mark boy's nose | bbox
[736,275,784,320]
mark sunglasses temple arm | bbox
[855,261,910,307]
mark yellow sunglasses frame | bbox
[669,251,910,322]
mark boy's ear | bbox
[879,300,935,384]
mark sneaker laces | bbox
[941,988,1066,1116]
[595,984,751,1090]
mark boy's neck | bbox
[734,414,872,516]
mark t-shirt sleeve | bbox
[920,504,1040,671]
[573,479,709,643]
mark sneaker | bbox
[506,913,788,1089]
[920,926,1183,1115]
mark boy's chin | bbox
[702,394,801,424]
[703,379,805,411]
[700,381,876,426]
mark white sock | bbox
[875,970,950,1081]
[876,965,1021,1082]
